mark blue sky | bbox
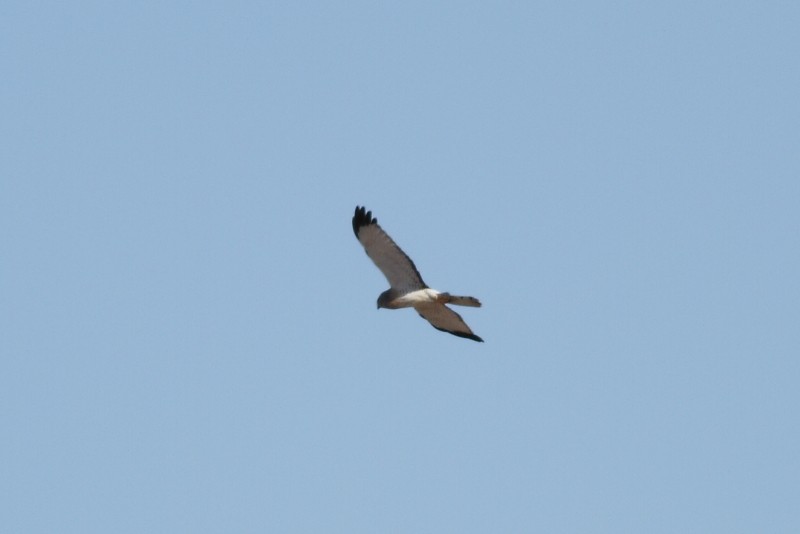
[2,2,799,532]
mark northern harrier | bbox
[352,206,483,342]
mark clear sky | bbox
[2,2,799,532]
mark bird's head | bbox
[376,289,395,310]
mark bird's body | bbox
[352,206,483,342]
[377,288,440,309]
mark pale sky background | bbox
[2,2,799,533]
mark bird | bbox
[352,206,483,342]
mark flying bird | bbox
[352,206,483,342]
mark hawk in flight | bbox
[352,206,483,342]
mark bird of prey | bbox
[352,206,483,342]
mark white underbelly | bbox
[392,288,440,307]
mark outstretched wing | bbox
[352,206,426,291]
[415,303,484,342]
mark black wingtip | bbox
[431,325,484,342]
[352,205,377,237]
[460,332,484,343]
[457,332,485,343]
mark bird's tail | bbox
[440,293,482,307]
